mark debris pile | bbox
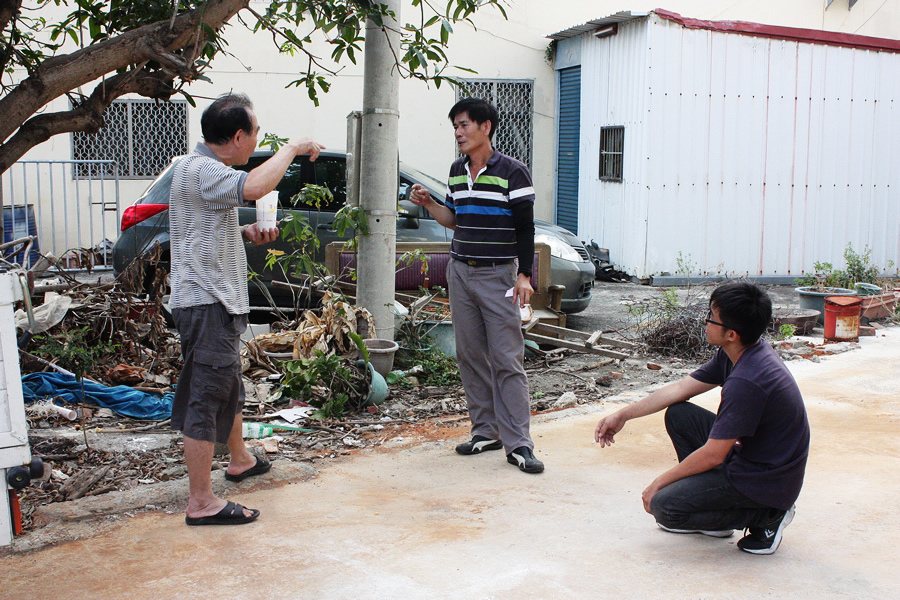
[244,296,375,366]
[772,339,861,362]
[18,282,180,390]
[640,302,715,361]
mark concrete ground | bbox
[2,328,899,599]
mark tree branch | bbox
[0,0,22,34]
[0,0,246,147]
[0,69,176,172]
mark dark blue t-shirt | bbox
[691,342,810,511]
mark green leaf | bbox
[441,19,452,45]
[87,17,100,40]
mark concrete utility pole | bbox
[356,0,401,339]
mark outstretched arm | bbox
[594,376,716,446]
[243,138,325,200]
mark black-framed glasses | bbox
[705,310,730,329]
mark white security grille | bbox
[72,99,188,179]
[456,80,533,170]
[599,126,624,182]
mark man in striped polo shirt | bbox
[170,93,324,525]
[410,97,543,473]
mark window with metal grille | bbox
[456,80,533,170]
[72,99,188,179]
[599,126,624,182]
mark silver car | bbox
[112,151,594,312]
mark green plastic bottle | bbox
[241,422,274,439]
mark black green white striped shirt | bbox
[445,150,535,270]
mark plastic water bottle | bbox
[242,423,274,439]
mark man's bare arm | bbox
[243,138,325,200]
[594,376,717,446]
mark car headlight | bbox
[535,233,584,262]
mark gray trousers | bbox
[447,259,533,452]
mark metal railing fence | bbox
[0,160,121,270]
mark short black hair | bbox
[201,93,254,145]
[448,97,499,141]
[709,281,772,346]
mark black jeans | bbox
[650,402,784,531]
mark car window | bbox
[399,162,447,202]
[139,162,177,205]
[275,162,311,208]
[310,157,348,211]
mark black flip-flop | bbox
[185,501,259,526]
[224,456,272,482]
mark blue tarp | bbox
[21,372,173,421]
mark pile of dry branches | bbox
[641,301,715,361]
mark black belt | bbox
[459,258,514,268]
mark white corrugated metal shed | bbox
[551,10,900,281]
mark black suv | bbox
[111,151,594,312]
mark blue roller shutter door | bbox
[556,67,581,233]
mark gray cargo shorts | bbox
[171,303,248,444]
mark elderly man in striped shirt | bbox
[410,97,543,474]
[169,93,324,525]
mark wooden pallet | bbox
[522,320,636,360]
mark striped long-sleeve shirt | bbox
[445,150,535,273]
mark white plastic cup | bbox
[255,191,278,232]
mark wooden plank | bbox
[523,331,630,359]
[532,323,590,340]
[530,323,636,349]
[592,336,637,349]
[585,331,603,346]
[522,318,542,332]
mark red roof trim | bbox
[654,8,900,54]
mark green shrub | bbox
[797,243,881,289]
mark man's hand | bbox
[288,137,326,162]
[410,183,432,207]
[243,223,279,245]
[409,183,456,230]
[594,410,627,447]
[512,273,533,307]
[642,481,662,514]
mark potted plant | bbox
[395,287,452,355]
[795,246,862,323]
[854,283,898,320]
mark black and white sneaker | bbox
[506,446,544,473]
[455,435,503,455]
[737,504,796,555]
[657,523,734,538]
